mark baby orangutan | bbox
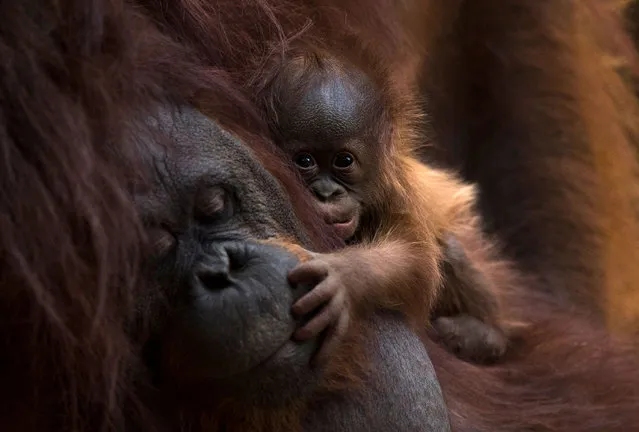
[261,49,515,365]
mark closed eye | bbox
[146,227,176,258]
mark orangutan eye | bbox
[294,153,316,170]
[195,185,227,219]
[333,152,354,169]
[146,228,176,258]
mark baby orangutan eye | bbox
[333,152,354,169]
[294,153,316,170]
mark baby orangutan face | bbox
[271,58,384,240]
[288,142,370,240]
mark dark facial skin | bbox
[135,106,320,405]
[131,106,450,430]
[275,66,383,241]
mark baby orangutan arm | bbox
[431,234,508,364]
[290,240,439,365]
[290,232,510,366]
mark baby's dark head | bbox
[265,50,391,240]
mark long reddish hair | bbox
[2,0,639,431]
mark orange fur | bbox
[6,0,639,430]
[356,106,517,355]
[259,46,516,362]
[260,238,314,262]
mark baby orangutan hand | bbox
[289,252,352,367]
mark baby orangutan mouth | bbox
[328,213,359,240]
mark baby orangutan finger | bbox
[288,259,329,286]
[291,277,338,317]
[313,310,350,368]
[293,293,342,340]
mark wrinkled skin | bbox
[136,107,318,404]
[134,106,451,429]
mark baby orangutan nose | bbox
[310,178,346,202]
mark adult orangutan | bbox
[0,4,450,430]
[4,2,639,432]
